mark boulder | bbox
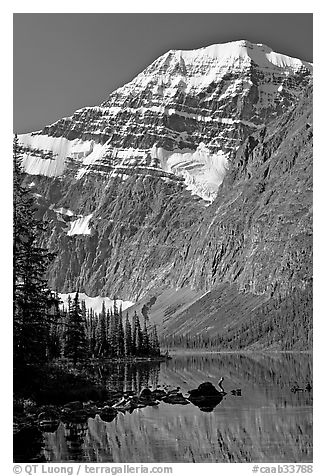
[99,406,118,423]
[37,409,60,432]
[163,393,189,405]
[139,388,153,399]
[188,382,225,412]
[152,389,167,399]
[188,382,220,398]
[83,402,98,418]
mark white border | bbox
[3,3,322,474]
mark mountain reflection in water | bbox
[42,353,312,463]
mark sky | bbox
[13,13,313,134]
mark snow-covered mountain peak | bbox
[161,40,312,72]
[109,39,312,103]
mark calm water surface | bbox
[43,353,312,463]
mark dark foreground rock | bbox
[13,425,46,463]
[37,409,60,432]
[189,382,223,397]
[99,406,118,422]
[188,382,225,412]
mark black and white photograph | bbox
[12,10,313,466]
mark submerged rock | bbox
[99,406,118,423]
[152,389,167,399]
[138,388,159,405]
[163,393,189,405]
[83,402,99,418]
[37,409,60,432]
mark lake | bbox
[41,352,312,463]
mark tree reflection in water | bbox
[40,353,312,463]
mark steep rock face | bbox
[23,84,312,303]
[30,172,205,299]
[119,86,312,347]
[171,85,313,298]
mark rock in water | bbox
[139,388,153,400]
[188,382,225,412]
[99,406,118,423]
[152,389,167,399]
[163,393,190,405]
[188,382,225,398]
[37,409,60,432]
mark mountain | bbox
[16,40,313,349]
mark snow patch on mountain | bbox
[59,292,134,314]
[152,143,229,202]
[67,214,93,236]
[18,134,96,177]
[53,207,74,217]
[75,142,107,179]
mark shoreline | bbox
[84,355,171,365]
[165,349,312,356]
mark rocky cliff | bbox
[17,40,313,348]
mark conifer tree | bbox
[105,308,112,354]
[149,324,160,356]
[64,292,87,364]
[142,319,150,355]
[81,299,87,323]
[124,312,132,356]
[84,303,94,357]
[132,311,142,356]
[108,303,118,356]
[13,134,57,368]
[86,307,97,357]
[96,301,108,357]
[47,292,62,359]
[131,311,137,355]
[117,304,125,356]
